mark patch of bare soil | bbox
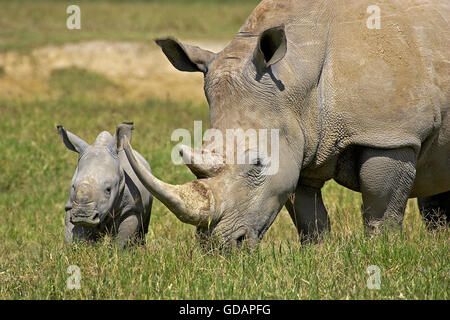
[0,40,228,102]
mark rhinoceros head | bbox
[58,126,125,228]
[120,25,305,247]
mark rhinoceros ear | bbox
[57,125,89,154]
[155,37,216,73]
[115,122,134,151]
[254,25,287,69]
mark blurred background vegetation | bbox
[0,0,259,52]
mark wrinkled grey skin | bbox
[122,0,449,247]
[58,125,153,248]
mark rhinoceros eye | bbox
[105,187,112,197]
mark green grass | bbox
[0,81,448,299]
[0,0,259,52]
[49,67,119,97]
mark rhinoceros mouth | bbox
[216,208,278,249]
[70,209,101,227]
[214,225,260,250]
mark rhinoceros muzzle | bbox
[210,225,260,250]
[70,203,102,227]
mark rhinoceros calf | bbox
[58,124,153,247]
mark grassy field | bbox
[0,0,259,52]
[0,0,449,300]
[0,87,448,300]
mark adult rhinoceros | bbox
[122,0,449,246]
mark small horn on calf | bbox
[74,182,94,204]
[117,123,214,227]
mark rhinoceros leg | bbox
[359,147,416,229]
[418,191,450,230]
[285,182,330,243]
[117,213,146,248]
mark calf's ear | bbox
[57,125,89,154]
[155,37,216,73]
[114,122,134,151]
[254,25,287,69]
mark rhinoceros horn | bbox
[117,123,214,227]
[178,145,224,178]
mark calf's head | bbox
[58,126,125,228]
